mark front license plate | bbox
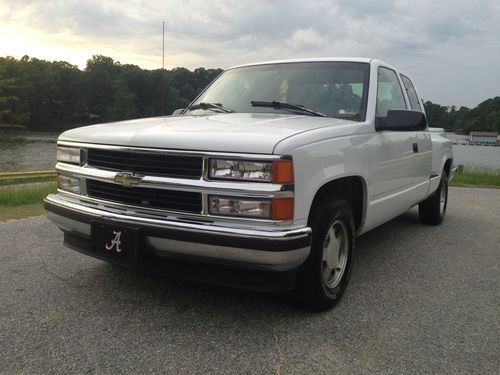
[91,221,141,265]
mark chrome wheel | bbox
[322,220,349,289]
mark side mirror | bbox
[172,108,184,116]
[376,110,427,131]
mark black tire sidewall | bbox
[297,197,355,308]
[419,170,449,225]
[440,172,449,220]
[319,203,355,300]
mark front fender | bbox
[278,134,371,229]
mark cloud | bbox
[1,0,499,106]
[287,28,328,50]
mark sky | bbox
[1,0,499,108]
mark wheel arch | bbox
[307,176,367,233]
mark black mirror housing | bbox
[376,110,427,131]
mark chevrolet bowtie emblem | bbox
[113,172,142,187]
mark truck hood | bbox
[59,113,352,154]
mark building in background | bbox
[469,132,498,146]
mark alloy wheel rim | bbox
[321,220,349,289]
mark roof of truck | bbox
[229,57,375,69]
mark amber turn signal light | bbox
[272,198,294,220]
[272,160,294,184]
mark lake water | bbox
[0,129,499,173]
[0,130,59,172]
[452,145,500,170]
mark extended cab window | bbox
[400,74,422,111]
[376,67,407,117]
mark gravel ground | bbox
[1,187,499,374]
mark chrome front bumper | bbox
[44,193,311,272]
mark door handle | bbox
[412,143,419,153]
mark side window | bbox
[400,74,422,111]
[376,67,407,117]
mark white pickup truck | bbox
[45,58,454,310]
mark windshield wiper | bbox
[187,102,235,113]
[251,101,327,117]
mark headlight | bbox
[57,174,81,194]
[209,196,271,218]
[209,159,293,184]
[57,147,80,165]
[209,196,293,220]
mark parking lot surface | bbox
[1,188,499,374]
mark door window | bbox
[376,67,407,117]
[400,74,422,111]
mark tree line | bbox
[0,55,222,131]
[424,98,500,133]
[0,55,498,133]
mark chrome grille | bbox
[86,180,202,214]
[86,148,203,179]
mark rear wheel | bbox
[294,196,355,311]
[419,171,448,225]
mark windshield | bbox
[186,62,370,121]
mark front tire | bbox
[419,171,448,225]
[294,196,355,311]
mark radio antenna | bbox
[162,20,165,70]
[161,20,165,116]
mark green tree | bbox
[104,79,137,121]
[84,55,120,121]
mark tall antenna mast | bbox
[162,20,165,70]
[162,20,165,116]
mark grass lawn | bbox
[0,176,56,187]
[450,167,500,189]
[0,183,56,222]
[0,183,57,206]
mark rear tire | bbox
[419,171,448,225]
[294,196,355,311]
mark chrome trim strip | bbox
[201,192,209,215]
[56,163,294,197]
[57,140,292,160]
[201,156,209,180]
[46,194,310,239]
[80,148,88,167]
